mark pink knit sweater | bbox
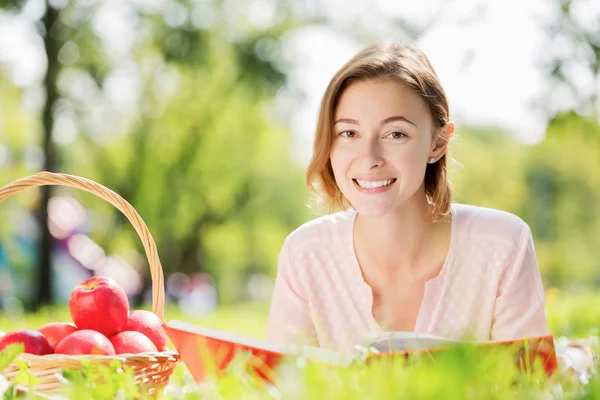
[266,203,549,351]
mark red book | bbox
[163,320,558,385]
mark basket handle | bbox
[0,171,166,321]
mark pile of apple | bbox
[0,276,168,356]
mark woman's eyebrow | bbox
[333,116,417,127]
[333,118,359,125]
[381,115,417,127]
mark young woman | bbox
[266,42,549,351]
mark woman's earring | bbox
[428,157,435,164]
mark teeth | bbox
[356,179,394,189]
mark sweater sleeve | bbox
[265,235,318,346]
[490,225,549,340]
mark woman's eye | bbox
[387,131,407,139]
[339,131,356,138]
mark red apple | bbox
[110,331,157,354]
[38,322,78,351]
[69,276,130,338]
[54,330,115,356]
[0,330,52,355]
[126,310,168,351]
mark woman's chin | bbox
[351,203,396,219]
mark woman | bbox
[266,42,549,352]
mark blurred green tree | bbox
[539,0,600,122]
[0,0,315,306]
[3,0,600,309]
[448,112,600,291]
[0,0,61,307]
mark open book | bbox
[163,320,558,384]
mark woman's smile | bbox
[353,178,397,193]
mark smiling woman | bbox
[265,42,549,352]
[330,79,448,220]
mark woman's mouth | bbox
[353,178,397,193]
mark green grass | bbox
[545,289,600,338]
[0,302,270,339]
[1,292,600,399]
[2,290,597,339]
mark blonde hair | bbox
[305,42,452,220]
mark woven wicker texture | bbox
[0,172,180,395]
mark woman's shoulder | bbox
[452,203,531,244]
[282,209,356,255]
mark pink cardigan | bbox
[266,203,549,351]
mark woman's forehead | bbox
[334,80,431,126]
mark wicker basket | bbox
[0,171,180,396]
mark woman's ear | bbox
[430,121,454,157]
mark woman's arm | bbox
[491,225,549,340]
[266,236,318,346]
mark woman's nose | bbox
[360,141,384,169]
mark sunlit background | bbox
[0,0,599,333]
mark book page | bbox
[359,331,463,353]
[165,320,348,365]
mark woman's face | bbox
[330,79,446,217]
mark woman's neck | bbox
[353,197,450,279]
